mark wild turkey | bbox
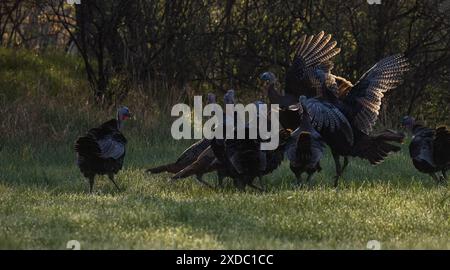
[402,116,449,183]
[286,97,325,186]
[171,90,237,187]
[146,138,211,175]
[201,89,239,187]
[211,95,281,190]
[74,106,132,193]
[174,127,292,190]
[146,93,216,180]
[261,128,293,175]
[262,32,408,187]
[216,125,263,190]
[174,99,292,190]
[261,31,408,187]
[293,53,407,187]
[260,31,344,130]
[259,71,301,130]
[171,145,226,186]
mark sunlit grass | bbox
[0,48,87,101]
[0,137,448,250]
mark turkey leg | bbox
[108,173,122,191]
[332,152,343,188]
[195,174,214,189]
[88,176,95,193]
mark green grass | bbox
[0,136,448,250]
[0,48,87,102]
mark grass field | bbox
[0,135,449,250]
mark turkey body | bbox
[223,133,264,190]
[210,104,291,190]
[170,92,285,190]
[287,103,325,185]
[409,125,449,182]
[75,119,127,192]
[171,144,224,188]
[261,32,408,187]
[215,128,292,190]
[146,138,211,174]
[171,90,237,187]
[175,124,292,191]
[319,119,404,165]
[75,119,127,176]
[146,93,216,178]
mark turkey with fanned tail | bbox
[261,31,409,187]
[260,31,346,130]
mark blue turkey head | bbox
[207,93,216,104]
[118,106,132,121]
[299,95,307,104]
[260,72,277,84]
[224,89,235,105]
[401,116,415,130]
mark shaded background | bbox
[0,0,449,134]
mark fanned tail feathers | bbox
[355,129,405,164]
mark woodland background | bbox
[1,0,449,130]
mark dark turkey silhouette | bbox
[286,98,325,186]
[294,53,407,187]
[171,90,237,187]
[146,93,216,181]
[147,138,211,175]
[199,89,243,188]
[174,128,292,190]
[74,107,132,193]
[260,31,347,130]
[171,145,224,186]
[261,31,408,187]
[222,126,293,191]
[223,126,265,190]
[220,99,293,190]
[402,116,449,183]
[261,128,293,176]
[173,96,292,190]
